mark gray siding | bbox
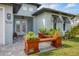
[16,4,38,16]
[0,4,13,45]
[33,12,72,36]
[5,5,13,44]
[33,12,52,34]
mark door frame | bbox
[15,18,27,35]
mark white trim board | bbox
[0,7,5,45]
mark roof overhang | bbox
[27,3,41,8]
[0,3,18,6]
[0,3,41,7]
[2,3,41,13]
[32,8,76,17]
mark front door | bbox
[15,19,27,35]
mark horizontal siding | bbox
[16,4,37,16]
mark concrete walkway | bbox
[0,38,26,56]
[0,37,56,56]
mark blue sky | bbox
[40,3,79,15]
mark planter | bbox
[53,37,62,48]
[24,38,40,55]
[52,33,62,48]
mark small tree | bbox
[65,24,79,39]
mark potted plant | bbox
[24,32,39,55]
[38,27,57,38]
[38,26,47,38]
[46,28,56,36]
[53,29,61,39]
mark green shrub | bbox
[39,26,46,34]
[64,24,79,39]
[45,28,60,35]
[48,31,55,35]
[24,32,37,40]
[49,28,55,35]
[50,28,54,31]
[39,26,61,36]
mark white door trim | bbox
[0,7,5,45]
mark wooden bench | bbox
[39,37,62,48]
[24,32,62,55]
[24,37,62,55]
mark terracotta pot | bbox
[24,38,40,55]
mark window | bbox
[29,7,33,11]
[16,21,20,32]
[52,15,60,29]
[63,22,66,31]
[62,16,69,23]
[53,22,56,29]
[22,21,26,32]
[22,7,27,10]
[62,16,69,31]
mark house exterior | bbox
[0,3,76,45]
[0,3,40,45]
[33,8,76,35]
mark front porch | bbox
[0,36,56,56]
[13,15,33,36]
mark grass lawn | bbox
[31,37,79,56]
